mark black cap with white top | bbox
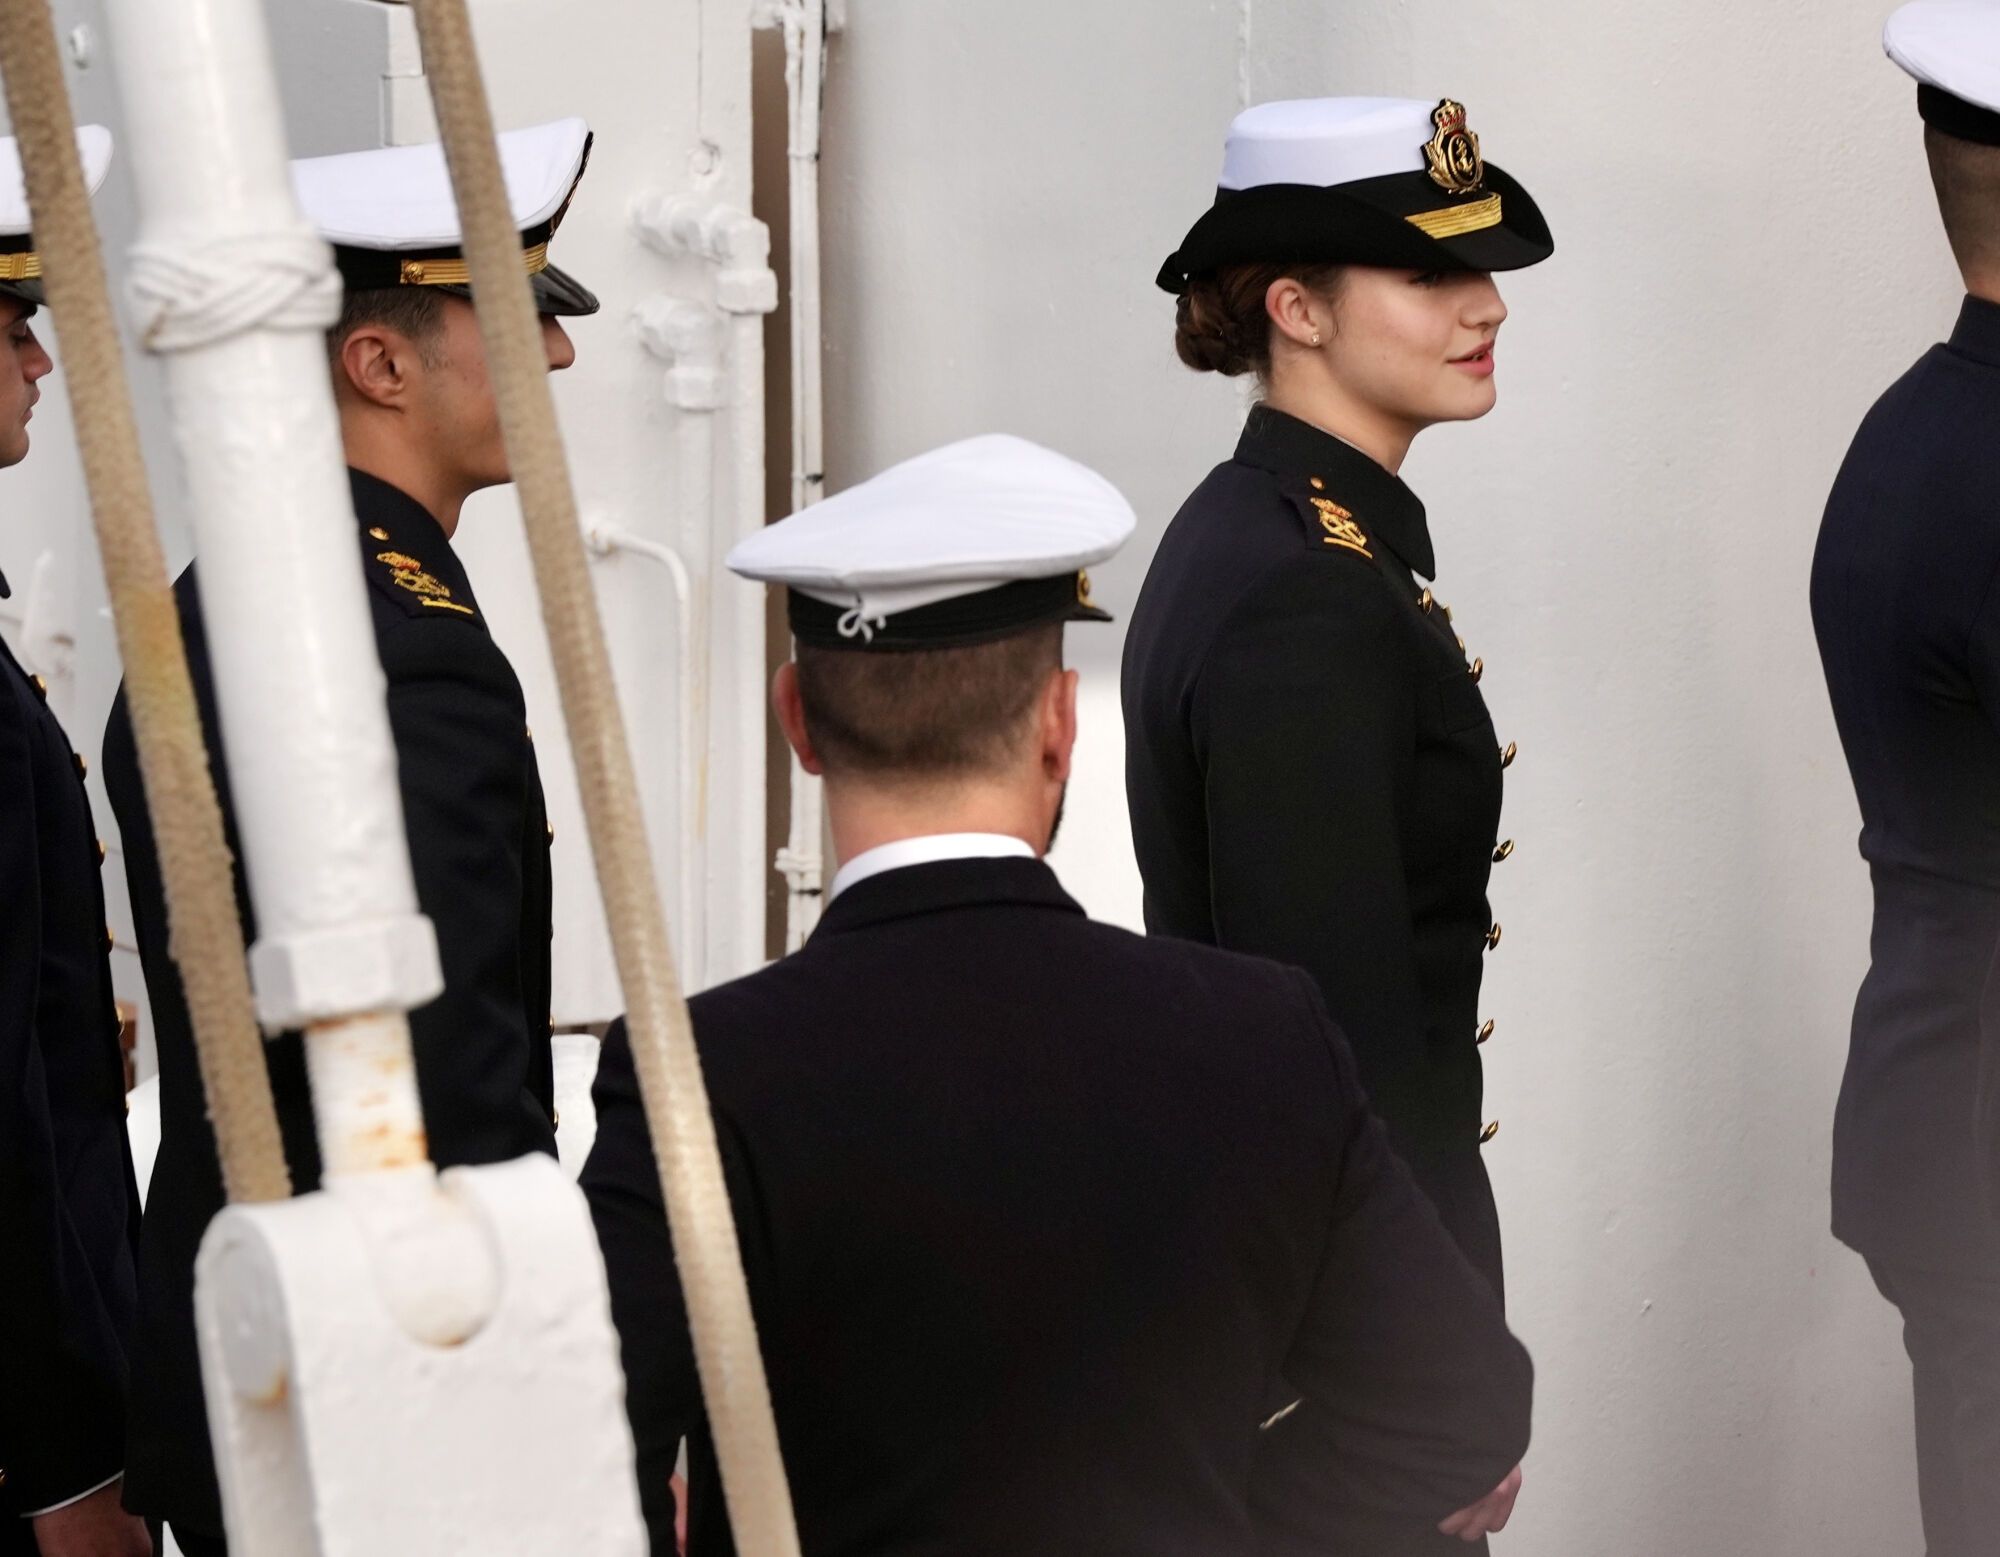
[1158,97,1554,293]
[290,118,600,317]
[728,435,1137,653]
[0,126,113,308]
[1887,1,2000,146]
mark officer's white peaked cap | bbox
[1219,98,1444,191]
[730,435,1137,651]
[0,125,113,305]
[1886,1,2000,142]
[292,117,590,250]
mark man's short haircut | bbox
[1927,127,2000,279]
[326,285,448,371]
[795,623,1063,781]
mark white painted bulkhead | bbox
[0,0,1954,1551]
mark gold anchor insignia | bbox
[1424,99,1485,195]
[376,549,465,608]
[1312,496,1373,559]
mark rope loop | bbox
[128,229,342,353]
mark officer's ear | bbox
[335,324,418,410]
[1038,666,1079,786]
[772,661,824,777]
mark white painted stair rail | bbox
[94,0,649,1549]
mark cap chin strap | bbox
[836,599,889,643]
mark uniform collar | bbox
[812,853,1083,938]
[1234,404,1436,579]
[1949,294,2000,368]
[349,467,482,613]
[828,832,1036,903]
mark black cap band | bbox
[1919,83,2000,149]
[789,573,1111,652]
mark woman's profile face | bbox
[1318,267,1509,432]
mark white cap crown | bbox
[1219,97,1437,191]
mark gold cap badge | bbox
[1424,99,1485,196]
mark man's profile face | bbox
[0,295,54,469]
[412,295,576,495]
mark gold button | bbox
[1478,1019,1496,1045]
[30,673,47,698]
[1493,839,1515,864]
[1443,604,1454,623]
[105,925,115,951]
[1500,741,1517,770]
[1455,634,1466,654]
[1468,658,1484,684]
[96,837,107,866]
[1308,476,1325,491]
[73,751,88,780]
[545,821,556,845]
[552,1107,561,1129]
[1419,589,1434,613]
[368,527,390,541]
[1485,922,1503,951]
[524,724,534,743]
[1479,1120,1500,1145]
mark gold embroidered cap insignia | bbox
[1424,99,1485,196]
[1312,496,1373,559]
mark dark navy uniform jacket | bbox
[0,589,140,1549]
[1122,407,1509,1174]
[103,470,558,1538]
[1812,294,2000,1274]
[583,855,1532,1557]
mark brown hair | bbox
[327,286,448,371]
[1927,127,2000,280]
[1174,261,1345,379]
[795,625,1063,781]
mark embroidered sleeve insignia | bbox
[375,550,477,617]
[1312,497,1373,559]
[1424,99,1485,195]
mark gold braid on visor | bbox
[400,240,549,288]
[1404,194,1503,240]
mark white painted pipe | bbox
[779,0,829,952]
[104,0,442,1037]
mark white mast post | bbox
[102,0,647,1549]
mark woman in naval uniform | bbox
[1121,98,1553,1551]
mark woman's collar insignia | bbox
[1424,99,1485,196]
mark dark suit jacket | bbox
[1122,406,1508,1161]
[583,855,1532,1557]
[0,602,140,1548]
[1811,294,2000,1272]
[102,469,558,1537]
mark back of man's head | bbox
[1928,126,2000,290]
[795,624,1064,787]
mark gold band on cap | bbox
[0,250,44,282]
[1405,194,1503,241]
[400,241,549,288]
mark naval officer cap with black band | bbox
[0,125,113,309]
[1886,0,2000,146]
[1158,96,1554,294]
[728,435,1137,652]
[290,117,601,317]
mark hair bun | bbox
[1174,281,1256,377]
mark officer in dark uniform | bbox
[1812,9,2000,1552]
[101,121,598,1557]
[583,435,1534,1557]
[1125,98,1553,1553]
[0,129,150,1557]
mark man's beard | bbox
[1045,783,1068,853]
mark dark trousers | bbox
[1867,1257,2000,1557]
[147,1519,225,1557]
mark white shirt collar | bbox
[827,832,1037,903]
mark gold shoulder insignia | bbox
[375,549,469,612]
[1312,497,1373,559]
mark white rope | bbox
[126,230,341,353]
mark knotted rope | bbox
[0,0,289,1202]
[127,231,341,352]
[402,2,800,1549]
